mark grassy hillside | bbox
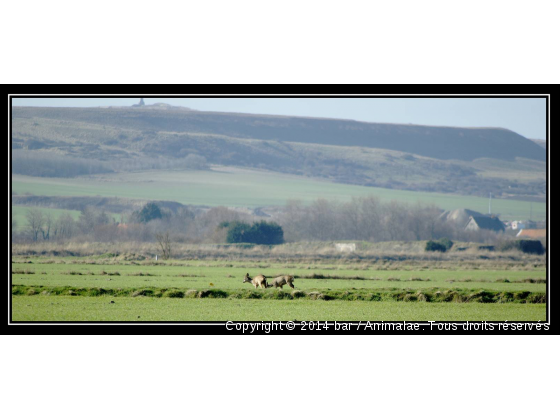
[12,106,545,161]
[11,106,546,201]
[11,167,546,220]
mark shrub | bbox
[225,222,252,243]
[291,290,306,298]
[164,290,185,298]
[518,240,545,255]
[131,289,154,297]
[498,240,545,255]
[425,240,447,252]
[224,221,284,245]
[425,238,453,252]
[439,238,454,250]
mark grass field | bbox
[11,257,547,322]
[11,260,546,292]
[12,166,546,220]
[12,206,82,232]
[11,296,546,321]
[11,206,120,232]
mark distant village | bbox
[440,208,546,240]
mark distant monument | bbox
[132,98,145,107]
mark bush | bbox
[498,240,544,255]
[224,222,252,244]
[439,238,453,250]
[425,238,453,252]
[163,290,185,298]
[518,240,545,254]
[224,221,284,245]
[248,221,284,245]
[425,240,447,252]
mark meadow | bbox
[12,205,122,232]
[11,296,546,322]
[10,257,547,322]
[12,166,546,220]
[12,206,82,232]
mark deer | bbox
[243,273,268,289]
[267,275,295,289]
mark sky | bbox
[11,96,547,140]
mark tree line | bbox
[14,197,508,246]
[277,197,454,242]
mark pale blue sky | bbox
[12,96,547,140]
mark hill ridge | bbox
[12,106,545,162]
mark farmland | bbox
[11,296,546,322]
[12,206,82,232]
[10,256,547,322]
[12,166,546,220]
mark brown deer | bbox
[267,275,295,289]
[243,273,268,289]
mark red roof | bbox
[516,229,546,239]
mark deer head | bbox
[243,273,252,283]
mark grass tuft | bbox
[10,285,546,304]
[164,290,185,298]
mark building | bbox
[132,98,145,107]
[511,220,537,230]
[511,221,525,230]
[464,215,506,232]
[516,229,546,239]
[439,208,486,228]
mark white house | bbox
[511,221,525,230]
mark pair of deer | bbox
[243,273,295,289]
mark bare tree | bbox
[351,196,382,241]
[155,231,172,260]
[279,200,309,242]
[383,201,411,241]
[41,213,54,240]
[55,213,75,239]
[78,207,111,234]
[25,209,45,241]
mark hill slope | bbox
[12,106,545,161]
[11,106,546,200]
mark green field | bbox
[12,206,120,232]
[11,258,547,322]
[11,296,546,321]
[12,206,82,232]
[11,260,546,292]
[12,167,546,220]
